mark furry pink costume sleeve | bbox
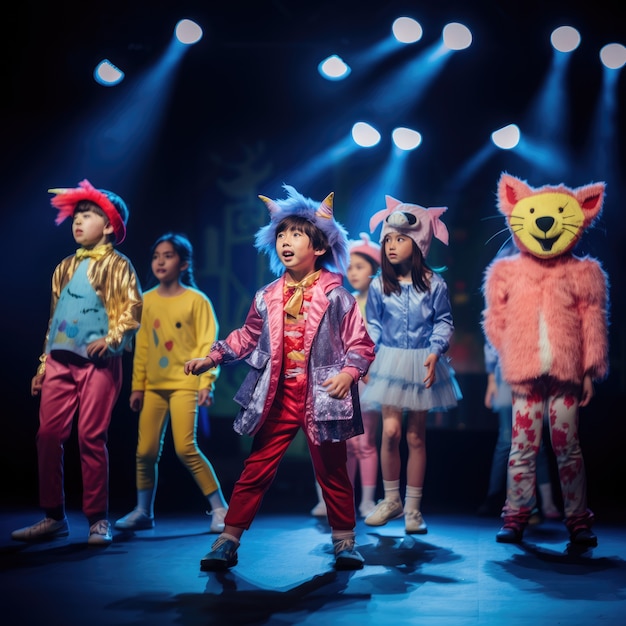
[483,173,609,386]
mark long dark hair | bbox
[145,232,197,289]
[380,239,432,296]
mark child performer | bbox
[114,233,229,534]
[12,179,142,546]
[185,185,375,571]
[362,196,461,534]
[310,232,382,518]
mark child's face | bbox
[346,253,374,293]
[152,241,187,284]
[383,232,413,267]
[276,226,324,277]
[72,208,112,248]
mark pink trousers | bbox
[37,352,122,519]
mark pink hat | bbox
[48,179,128,244]
[349,232,381,266]
[369,195,449,258]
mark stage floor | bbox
[1,507,625,625]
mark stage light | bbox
[351,122,381,148]
[392,17,423,44]
[318,55,351,80]
[600,43,626,69]
[550,26,581,53]
[175,19,203,45]
[93,59,124,86]
[391,127,422,151]
[442,23,472,51]
[491,124,520,149]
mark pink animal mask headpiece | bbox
[369,195,449,258]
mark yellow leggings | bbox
[136,388,220,495]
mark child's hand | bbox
[484,373,497,409]
[184,357,214,376]
[579,374,594,407]
[129,391,144,412]
[87,338,109,359]
[322,372,353,399]
[31,373,44,397]
[198,388,214,407]
[423,353,438,389]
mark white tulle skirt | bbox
[360,346,462,412]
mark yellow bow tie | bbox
[284,270,321,318]
[76,245,110,261]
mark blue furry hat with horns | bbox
[254,184,350,276]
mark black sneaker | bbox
[200,536,239,571]
[333,538,364,570]
[569,527,598,547]
[496,525,524,544]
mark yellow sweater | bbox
[131,287,219,392]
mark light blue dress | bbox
[360,273,462,412]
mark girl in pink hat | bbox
[362,196,462,534]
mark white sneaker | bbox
[364,499,404,526]
[405,510,428,534]
[208,507,228,533]
[11,517,69,542]
[114,509,155,530]
[88,520,112,545]
[310,501,327,517]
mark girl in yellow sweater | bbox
[115,233,228,533]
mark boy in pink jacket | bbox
[185,185,375,571]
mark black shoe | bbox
[569,527,597,547]
[333,538,365,570]
[200,536,238,571]
[496,526,524,544]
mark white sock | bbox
[360,485,376,504]
[207,490,227,511]
[383,480,401,503]
[405,486,423,513]
[137,488,155,516]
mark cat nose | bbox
[536,216,554,233]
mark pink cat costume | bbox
[482,173,609,547]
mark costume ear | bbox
[497,173,532,216]
[574,182,605,226]
[258,194,282,215]
[370,196,403,233]
[316,192,334,220]
[428,207,449,246]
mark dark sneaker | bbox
[11,517,69,542]
[496,525,524,544]
[333,538,365,570]
[569,527,597,547]
[200,535,239,571]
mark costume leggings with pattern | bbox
[135,389,220,496]
[504,377,593,530]
[224,375,356,532]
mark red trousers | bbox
[36,352,122,519]
[224,375,356,532]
